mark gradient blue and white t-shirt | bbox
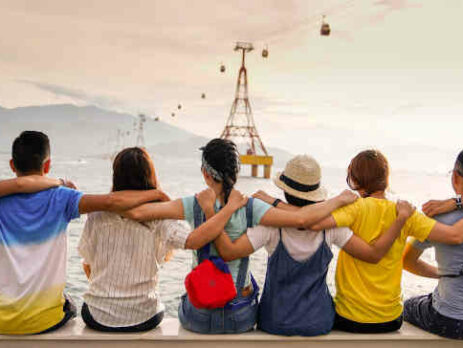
[0,186,82,334]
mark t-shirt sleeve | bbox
[59,187,84,222]
[247,225,278,253]
[78,213,95,264]
[327,227,354,249]
[331,200,361,228]
[405,211,437,242]
[251,198,272,226]
[159,219,191,250]
[181,196,195,228]
[411,237,432,251]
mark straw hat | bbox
[273,154,327,202]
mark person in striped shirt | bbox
[0,131,169,335]
[78,147,249,332]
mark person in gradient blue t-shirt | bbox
[0,131,167,335]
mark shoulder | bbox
[434,210,463,225]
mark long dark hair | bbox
[112,147,157,192]
[201,138,239,204]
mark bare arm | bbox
[426,219,463,244]
[402,242,439,278]
[82,263,91,280]
[0,176,61,197]
[122,199,185,221]
[184,189,249,250]
[252,190,299,212]
[259,190,358,228]
[341,200,415,263]
[79,189,171,215]
[214,232,254,261]
[422,199,456,217]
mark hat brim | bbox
[273,171,327,202]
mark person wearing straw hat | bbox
[210,154,416,336]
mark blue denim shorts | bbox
[178,294,258,334]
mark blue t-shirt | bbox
[413,210,463,320]
[182,195,272,284]
[0,186,83,334]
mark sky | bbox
[1,0,462,171]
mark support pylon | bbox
[136,114,146,148]
[221,42,273,178]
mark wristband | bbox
[272,198,282,207]
[59,178,66,186]
[456,194,462,210]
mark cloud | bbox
[18,80,125,110]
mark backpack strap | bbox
[246,197,254,228]
[235,198,255,297]
[193,197,210,262]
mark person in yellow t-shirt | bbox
[309,150,463,333]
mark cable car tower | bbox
[220,42,273,178]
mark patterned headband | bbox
[202,158,223,182]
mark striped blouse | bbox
[78,212,190,327]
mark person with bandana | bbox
[124,138,359,334]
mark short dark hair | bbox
[12,131,50,173]
[284,192,316,207]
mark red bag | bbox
[185,257,237,309]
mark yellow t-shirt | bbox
[332,197,436,323]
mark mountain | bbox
[0,104,196,156]
[0,104,292,168]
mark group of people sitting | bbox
[1,130,463,340]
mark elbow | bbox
[221,253,236,262]
[450,233,463,245]
[125,209,142,221]
[369,255,382,264]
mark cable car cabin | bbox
[262,48,268,58]
[201,93,206,99]
[220,64,226,73]
[171,113,175,117]
[321,23,331,36]
[177,104,182,110]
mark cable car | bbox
[171,112,175,117]
[320,15,331,36]
[201,93,206,99]
[262,45,268,58]
[220,63,226,73]
[154,117,160,121]
[178,104,182,110]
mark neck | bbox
[16,170,44,177]
[211,184,225,205]
[367,191,386,199]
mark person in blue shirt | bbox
[0,131,167,335]
[403,150,463,339]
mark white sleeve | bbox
[247,225,279,255]
[78,213,96,264]
[159,219,191,250]
[327,227,353,249]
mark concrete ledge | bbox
[0,318,458,348]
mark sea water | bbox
[0,151,448,318]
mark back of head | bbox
[12,131,50,174]
[456,150,463,176]
[112,147,156,191]
[201,138,240,203]
[348,149,389,197]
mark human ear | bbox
[9,159,16,174]
[43,159,51,174]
